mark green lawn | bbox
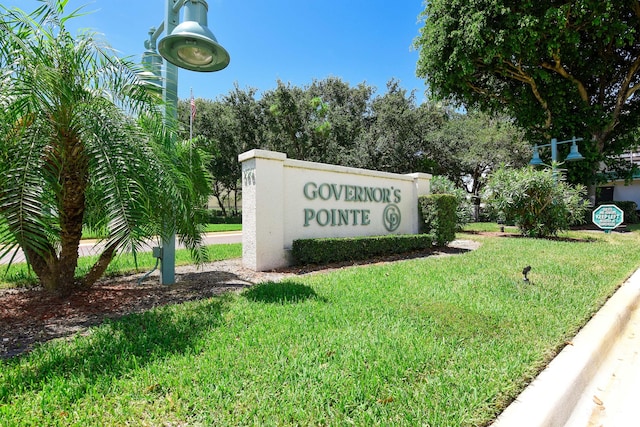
[0,224,242,287]
[2,227,640,425]
[0,244,242,288]
[13,222,243,241]
[203,223,242,233]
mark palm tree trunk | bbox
[54,135,89,294]
[80,241,118,288]
[23,245,58,292]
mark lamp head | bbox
[158,0,230,72]
[529,145,543,166]
[565,139,585,162]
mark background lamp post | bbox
[529,136,585,181]
[142,0,230,285]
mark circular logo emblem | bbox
[383,204,401,232]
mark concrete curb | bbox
[491,268,640,427]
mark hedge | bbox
[208,216,242,224]
[418,194,457,246]
[206,210,242,224]
[612,201,639,224]
[291,234,434,265]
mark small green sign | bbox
[592,204,624,232]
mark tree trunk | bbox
[49,133,89,294]
[23,245,58,292]
[471,169,483,222]
[212,181,228,216]
[587,183,597,207]
[234,187,240,216]
[473,195,481,222]
[80,241,118,288]
[586,133,607,207]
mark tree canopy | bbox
[178,77,532,213]
[415,0,640,196]
[430,110,530,219]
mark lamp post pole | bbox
[142,0,229,285]
[160,0,180,286]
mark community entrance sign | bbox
[592,204,624,233]
[239,150,432,271]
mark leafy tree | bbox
[415,0,640,200]
[179,86,263,214]
[180,99,236,215]
[0,2,211,294]
[177,77,534,212]
[218,85,264,214]
[485,167,589,237]
[261,80,335,163]
[356,80,428,173]
[429,111,530,219]
[306,77,374,166]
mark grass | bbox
[4,222,243,241]
[0,244,242,288]
[2,227,640,425]
[203,223,242,233]
[79,223,242,239]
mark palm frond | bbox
[0,131,54,260]
[83,110,148,252]
[136,120,212,264]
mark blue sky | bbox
[8,1,428,102]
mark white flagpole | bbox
[189,88,195,172]
[189,87,194,141]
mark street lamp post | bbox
[529,136,585,181]
[141,0,230,285]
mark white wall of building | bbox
[611,181,640,206]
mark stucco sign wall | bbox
[239,149,431,271]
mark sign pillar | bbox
[406,172,432,233]
[239,149,287,271]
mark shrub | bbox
[485,167,589,237]
[206,210,242,224]
[430,176,472,230]
[613,201,639,224]
[291,234,434,265]
[418,194,458,246]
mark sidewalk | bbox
[491,268,640,426]
[565,293,640,426]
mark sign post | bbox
[592,204,624,233]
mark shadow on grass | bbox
[462,230,597,243]
[278,246,476,275]
[0,270,251,359]
[0,297,227,403]
[243,281,326,304]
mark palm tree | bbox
[0,1,211,294]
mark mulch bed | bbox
[0,260,287,359]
